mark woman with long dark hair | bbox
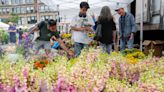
[97,6,116,54]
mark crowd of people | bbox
[6,1,137,58]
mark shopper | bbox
[8,22,16,44]
[115,6,137,51]
[96,6,116,54]
[70,1,94,57]
[28,19,74,57]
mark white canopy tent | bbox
[0,22,9,30]
[40,0,134,10]
[41,0,134,22]
[40,0,143,51]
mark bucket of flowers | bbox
[122,49,145,64]
[34,56,49,70]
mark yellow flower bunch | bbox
[88,33,95,38]
[123,49,145,64]
[125,54,138,64]
[61,33,72,39]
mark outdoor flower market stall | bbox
[0,0,164,92]
[0,47,164,92]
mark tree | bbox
[4,13,19,24]
[9,13,19,23]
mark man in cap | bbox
[70,1,94,57]
[115,5,137,51]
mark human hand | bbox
[129,33,134,40]
[118,35,121,39]
[85,27,92,32]
[68,50,75,57]
[52,36,57,41]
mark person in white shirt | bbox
[70,1,94,57]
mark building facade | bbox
[0,0,58,26]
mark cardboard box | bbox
[143,40,164,57]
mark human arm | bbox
[57,38,74,57]
[130,14,137,40]
[70,16,84,32]
[112,18,117,43]
[130,14,137,34]
[8,26,16,32]
[118,18,122,39]
[27,25,39,36]
[71,27,87,32]
[27,21,45,36]
[113,31,116,43]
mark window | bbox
[25,0,29,3]
[40,5,51,12]
[26,0,33,4]
[26,6,34,13]
[27,16,37,24]
[40,5,44,12]
[11,7,17,14]
[11,0,15,4]
[2,8,6,14]
[2,0,9,5]
[10,0,24,4]
[44,6,49,12]
[0,9,2,14]
[41,15,53,21]
[30,6,34,13]
[49,15,52,19]
[13,8,17,13]
[18,17,26,25]
[29,0,33,3]
[19,0,23,4]
[21,7,26,13]
[11,8,13,12]
[6,8,10,14]
[15,0,19,4]
[26,6,30,13]
[16,7,21,13]
[41,16,44,21]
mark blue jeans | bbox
[101,43,112,54]
[74,42,88,57]
[9,32,16,43]
[120,37,134,51]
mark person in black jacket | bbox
[97,6,116,54]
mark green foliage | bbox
[0,28,9,44]
[4,13,19,24]
[16,45,25,55]
[122,48,145,59]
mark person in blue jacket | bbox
[115,6,137,51]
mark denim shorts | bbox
[34,40,51,51]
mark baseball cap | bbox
[115,7,124,11]
[48,19,56,26]
[115,3,124,11]
[80,2,90,9]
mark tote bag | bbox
[94,24,102,41]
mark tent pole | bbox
[140,0,143,51]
